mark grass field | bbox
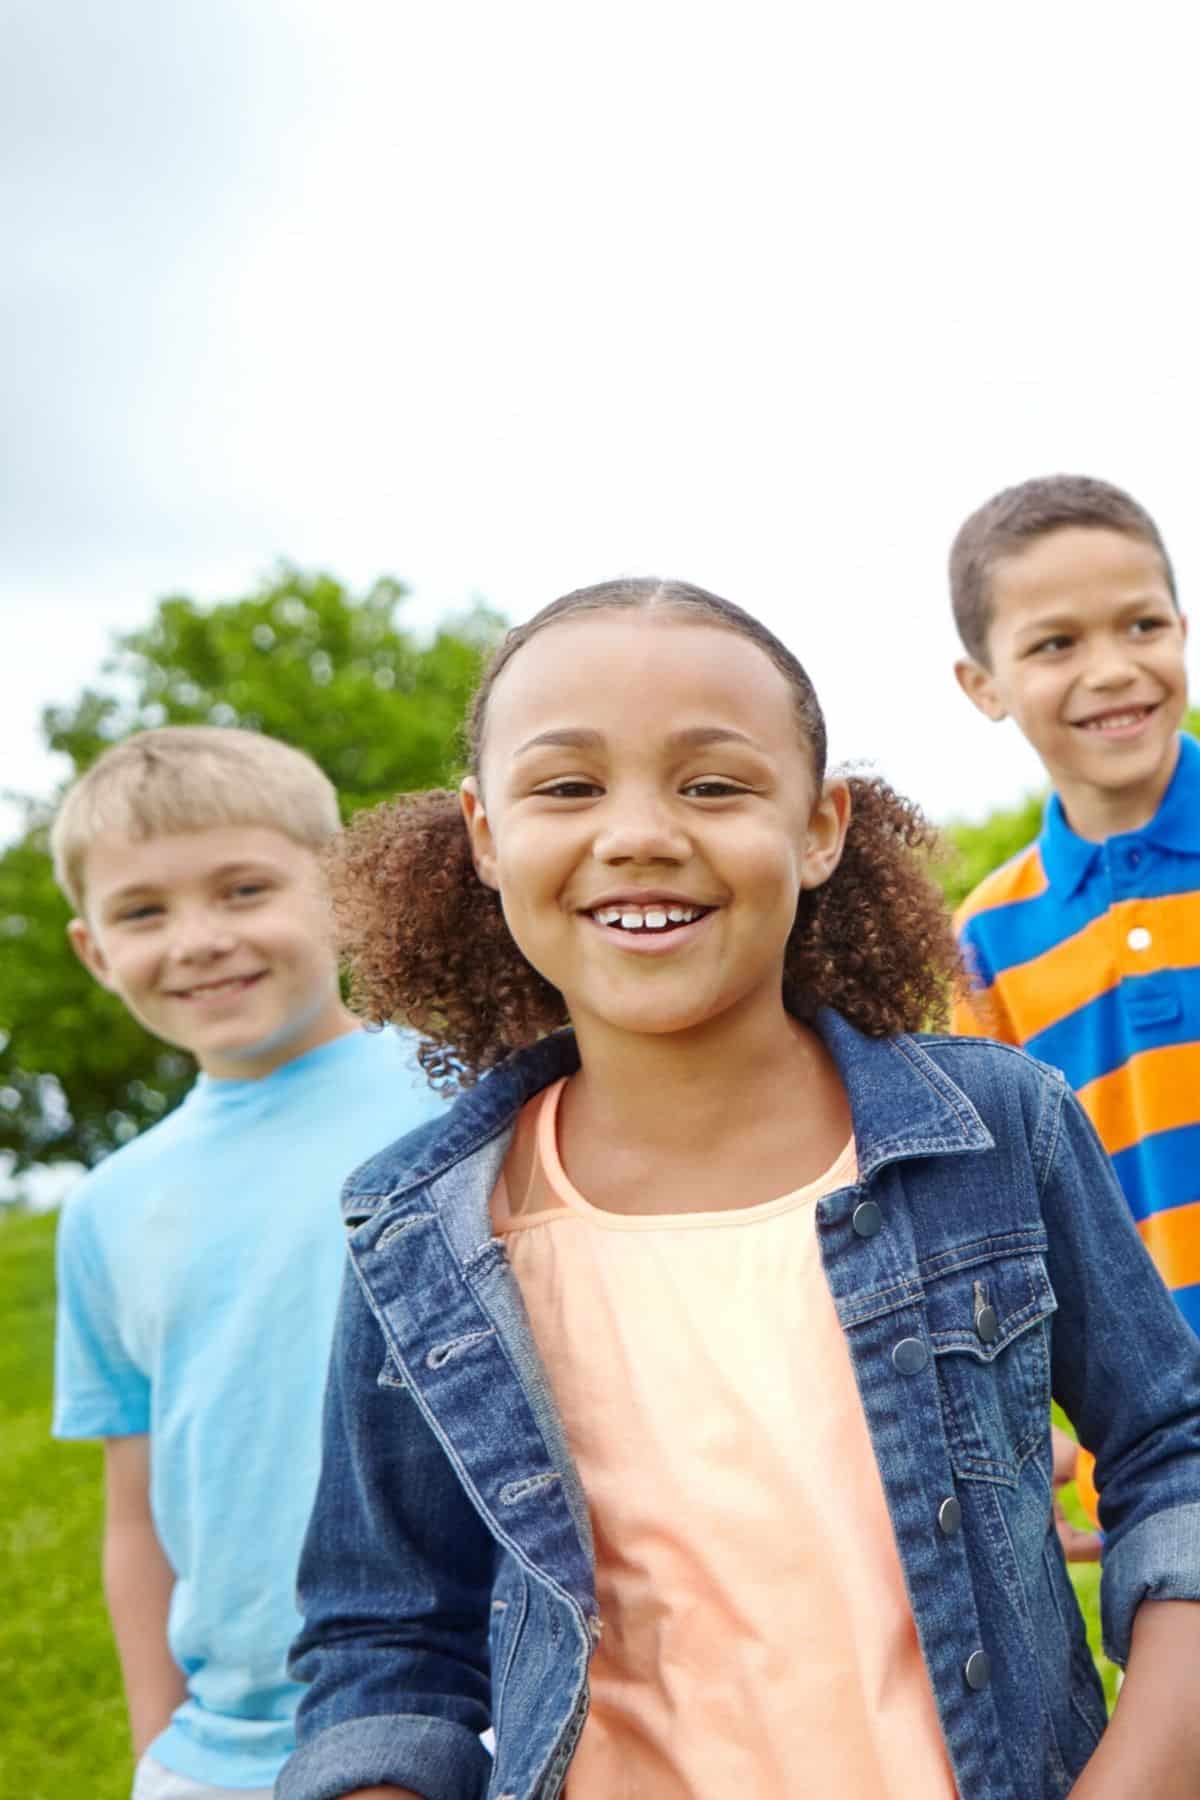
[0,1205,1116,1794]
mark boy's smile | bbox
[69,823,353,1079]
[956,526,1189,840]
[461,614,849,1047]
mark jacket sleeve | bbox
[1037,1076,1200,1665]
[276,1256,494,1800]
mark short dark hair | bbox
[949,474,1177,664]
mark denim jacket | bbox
[279,1012,1200,1800]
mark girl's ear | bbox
[799,777,852,891]
[460,778,500,891]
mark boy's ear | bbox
[954,656,1006,722]
[67,917,119,991]
[459,778,500,891]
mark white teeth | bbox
[591,903,705,932]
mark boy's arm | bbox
[103,1434,186,1755]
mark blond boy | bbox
[51,728,442,1800]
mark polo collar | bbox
[1039,731,1200,899]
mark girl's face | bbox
[462,612,850,1047]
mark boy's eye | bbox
[1028,635,1072,656]
[117,903,164,923]
[1130,615,1168,636]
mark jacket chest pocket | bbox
[925,1251,1056,1485]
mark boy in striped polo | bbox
[949,476,1198,1544]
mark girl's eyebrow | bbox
[513,725,761,757]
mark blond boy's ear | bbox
[459,778,500,891]
[67,918,120,993]
[954,656,1007,723]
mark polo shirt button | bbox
[852,1200,882,1238]
[892,1337,928,1375]
[974,1302,999,1344]
[937,1496,962,1535]
[1127,926,1152,951]
[964,1650,991,1691]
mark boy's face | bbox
[69,823,351,1080]
[955,527,1189,834]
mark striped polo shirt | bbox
[952,732,1200,1336]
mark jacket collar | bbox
[1040,730,1200,899]
[341,1009,991,1220]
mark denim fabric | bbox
[278,1013,1200,1800]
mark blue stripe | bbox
[1025,971,1200,1088]
[1109,1124,1200,1224]
[1171,1283,1200,1340]
[961,853,1200,979]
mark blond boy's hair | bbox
[52,726,342,912]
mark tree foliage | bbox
[1,568,503,1172]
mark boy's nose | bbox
[170,916,238,963]
[1081,646,1137,689]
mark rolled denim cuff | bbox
[1101,1502,1200,1666]
[275,1712,491,1800]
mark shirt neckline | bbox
[499,1077,858,1234]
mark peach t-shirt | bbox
[492,1079,957,1799]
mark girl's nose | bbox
[592,797,690,865]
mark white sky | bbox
[3,0,1199,842]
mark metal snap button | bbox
[892,1337,929,1375]
[964,1650,991,1690]
[851,1200,882,1239]
[1127,926,1152,951]
[937,1496,962,1536]
[974,1303,999,1344]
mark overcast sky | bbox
[4,0,1198,843]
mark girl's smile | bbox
[461,611,849,1046]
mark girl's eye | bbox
[229,883,268,900]
[682,780,747,798]
[535,780,603,799]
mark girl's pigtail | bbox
[326,790,567,1087]
[785,775,962,1036]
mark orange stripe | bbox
[953,845,1046,930]
[994,891,1200,1042]
[1078,1042,1200,1156]
[1137,1201,1200,1294]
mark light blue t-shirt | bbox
[53,1028,444,1789]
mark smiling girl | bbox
[278,580,1200,1800]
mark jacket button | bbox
[852,1200,882,1238]
[937,1496,962,1535]
[964,1650,991,1690]
[892,1337,928,1375]
[974,1303,999,1344]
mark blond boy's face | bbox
[955,527,1189,835]
[69,823,351,1080]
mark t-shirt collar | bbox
[1040,731,1200,897]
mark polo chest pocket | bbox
[925,1252,1057,1485]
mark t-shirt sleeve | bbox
[53,1192,150,1439]
[951,917,1019,1045]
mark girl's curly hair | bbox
[329,579,962,1086]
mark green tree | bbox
[0,568,503,1173]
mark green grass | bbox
[0,1207,130,1799]
[0,1209,1116,1795]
